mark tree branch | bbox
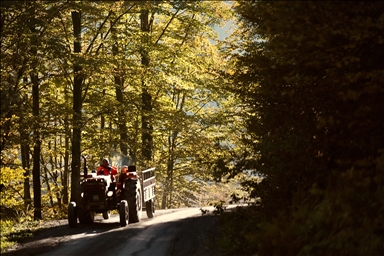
[155,8,180,45]
[86,10,113,54]
[95,5,136,54]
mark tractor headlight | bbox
[107,191,114,197]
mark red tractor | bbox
[68,157,156,227]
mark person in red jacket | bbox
[97,158,117,180]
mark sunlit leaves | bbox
[1,0,240,213]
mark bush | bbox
[216,206,261,255]
[258,169,384,255]
[0,219,38,253]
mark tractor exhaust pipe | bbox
[82,155,88,179]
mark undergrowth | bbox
[0,204,68,253]
[215,205,261,255]
[212,177,384,256]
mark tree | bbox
[69,9,83,202]
[140,6,153,163]
[112,15,130,162]
[28,3,43,220]
[225,1,384,255]
[1,2,32,211]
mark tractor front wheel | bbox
[68,202,77,228]
[102,211,110,220]
[78,209,95,224]
[76,183,94,224]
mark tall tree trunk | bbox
[31,72,41,220]
[41,154,54,207]
[54,138,61,207]
[98,89,106,161]
[101,89,106,130]
[53,93,61,207]
[47,141,55,207]
[161,189,167,209]
[161,151,174,209]
[140,9,153,162]
[131,118,138,164]
[21,137,31,208]
[115,77,129,158]
[62,110,70,204]
[161,92,185,209]
[21,140,32,209]
[20,94,31,209]
[112,24,129,162]
[29,6,42,219]
[70,11,83,202]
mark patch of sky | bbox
[214,18,235,41]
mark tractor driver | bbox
[97,158,118,181]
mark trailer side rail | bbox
[142,167,155,202]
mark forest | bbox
[1,1,384,255]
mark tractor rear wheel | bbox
[68,202,77,228]
[119,200,129,227]
[124,179,142,223]
[146,199,155,218]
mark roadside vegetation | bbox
[213,1,384,255]
[1,1,383,255]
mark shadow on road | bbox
[3,213,221,256]
[2,217,131,256]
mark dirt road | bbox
[3,207,221,256]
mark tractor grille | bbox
[84,179,107,210]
